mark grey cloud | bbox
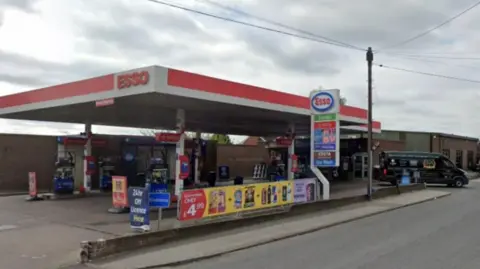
[0,0,38,12]
[0,50,119,88]
[71,2,238,67]
[230,0,476,50]
[236,28,342,75]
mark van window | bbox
[442,158,455,168]
[387,157,422,168]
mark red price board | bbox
[178,189,206,221]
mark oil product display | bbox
[54,152,75,194]
[99,157,116,191]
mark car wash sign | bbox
[310,89,340,167]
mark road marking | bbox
[0,225,17,231]
[21,254,46,259]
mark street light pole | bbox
[366,47,374,200]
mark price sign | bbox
[178,189,206,221]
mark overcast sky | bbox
[0,0,480,138]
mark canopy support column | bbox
[175,109,186,197]
[194,131,201,185]
[83,123,92,192]
[287,123,295,180]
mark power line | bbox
[385,53,480,70]
[378,0,480,51]
[385,52,480,60]
[196,0,363,51]
[374,63,480,84]
[145,0,365,51]
[381,50,480,56]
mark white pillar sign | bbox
[309,89,340,200]
[310,89,340,167]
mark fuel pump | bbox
[144,157,170,197]
[99,157,115,191]
[145,158,169,187]
[53,152,75,194]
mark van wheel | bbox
[454,178,464,188]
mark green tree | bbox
[208,134,232,145]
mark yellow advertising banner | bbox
[204,181,294,218]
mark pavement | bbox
[93,188,449,269]
[0,179,381,269]
[154,183,480,269]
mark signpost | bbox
[149,191,171,230]
[309,89,341,200]
[148,183,171,230]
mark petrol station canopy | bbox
[0,65,381,137]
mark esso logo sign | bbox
[117,71,150,89]
[311,92,335,112]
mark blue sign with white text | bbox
[315,159,336,166]
[149,183,170,208]
[149,192,171,208]
[128,187,150,230]
[150,183,168,193]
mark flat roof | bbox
[382,130,478,142]
[0,65,382,136]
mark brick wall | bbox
[216,145,269,179]
[0,134,57,192]
[373,139,405,164]
[432,135,477,169]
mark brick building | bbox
[375,130,478,169]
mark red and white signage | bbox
[155,132,182,143]
[28,172,37,197]
[275,137,292,146]
[95,98,114,107]
[117,71,150,89]
[178,189,206,221]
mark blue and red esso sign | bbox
[311,92,335,112]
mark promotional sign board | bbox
[310,90,340,167]
[28,172,37,197]
[293,178,318,203]
[128,187,150,231]
[178,181,294,221]
[112,176,128,208]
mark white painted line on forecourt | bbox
[0,224,17,231]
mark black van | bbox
[379,151,469,187]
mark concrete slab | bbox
[97,189,450,269]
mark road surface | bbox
[173,183,480,269]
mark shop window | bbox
[442,149,450,159]
[467,150,474,169]
[455,150,463,168]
